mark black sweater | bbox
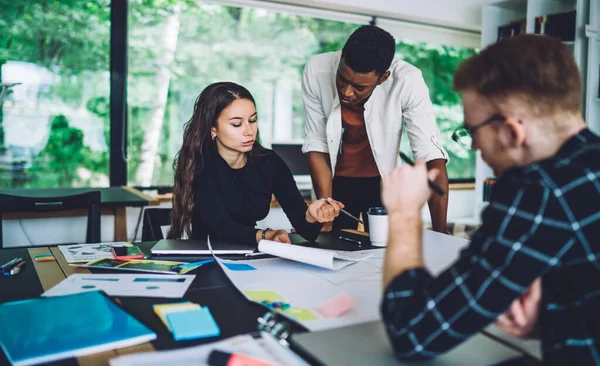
[191,148,321,245]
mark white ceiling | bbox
[269,0,495,31]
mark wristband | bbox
[262,228,272,240]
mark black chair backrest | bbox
[0,191,101,248]
[142,208,172,241]
[271,143,310,176]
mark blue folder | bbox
[0,291,156,366]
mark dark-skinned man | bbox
[301,25,448,234]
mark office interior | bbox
[0,0,599,364]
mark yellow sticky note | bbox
[244,290,285,302]
[282,307,319,321]
[153,302,201,331]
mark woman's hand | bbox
[306,198,344,224]
[256,229,291,244]
[268,230,291,243]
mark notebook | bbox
[292,321,524,366]
[151,239,254,255]
[0,291,156,366]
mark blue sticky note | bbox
[223,263,256,271]
[166,307,220,341]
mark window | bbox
[0,1,111,188]
[127,2,363,187]
[396,41,478,180]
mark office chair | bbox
[0,191,101,248]
[141,208,172,241]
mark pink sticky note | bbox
[315,292,356,318]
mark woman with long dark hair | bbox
[169,82,343,245]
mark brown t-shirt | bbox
[335,103,380,178]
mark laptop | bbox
[292,321,525,366]
[150,239,254,255]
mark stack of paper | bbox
[153,302,220,341]
[58,242,133,263]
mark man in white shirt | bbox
[301,25,448,233]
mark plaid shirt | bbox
[381,128,600,365]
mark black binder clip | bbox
[257,311,292,347]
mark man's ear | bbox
[377,71,391,85]
[503,117,526,148]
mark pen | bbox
[398,152,445,196]
[339,236,362,246]
[245,251,268,257]
[207,349,274,366]
[9,261,25,276]
[171,259,214,271]
[323,199,364,225]
[1,257,22,272]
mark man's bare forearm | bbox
[383,211,424,289]
[426,159,448,233]
[307,151,332,199]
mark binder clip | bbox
[257,311,291,347]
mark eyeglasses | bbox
[452,114,506,149]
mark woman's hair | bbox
[168,82,266,239]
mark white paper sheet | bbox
[213,230,472,332]
[257,240,373,270]
[110,332,308,366]
[214,252,384,332]
[42,273,195,298]
[58,242,132,263]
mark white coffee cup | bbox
[367,207,389,247]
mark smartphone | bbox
[111,246,145,260]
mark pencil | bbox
[323,199,364,225]
[398,152,445,196]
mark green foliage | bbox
[35,115,92,187]
[1,0,476,188]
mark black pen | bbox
[339,236,362,246]
[398,152,445,196]
[323,199,364,225]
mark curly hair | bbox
[341,25,396,75]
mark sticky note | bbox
[315,292,356,318]
[153,302,201,331]
[167,307,220,341]
[244,290,285,302]
[282,307,319,321]
[223,263,256,271]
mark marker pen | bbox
[207,350,274,366]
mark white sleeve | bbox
[402,70,449,163]
[301,60,329,154]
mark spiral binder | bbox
[257,311,293,347]
[255,311,316,366]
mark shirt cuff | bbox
[413,138,449,164]
[302,138,328,154]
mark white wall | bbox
[271,0,490,31]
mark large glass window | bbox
[396,41,478,180]
[127,2,358,186]
[0,0,111,188]
[127,2,476,187]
